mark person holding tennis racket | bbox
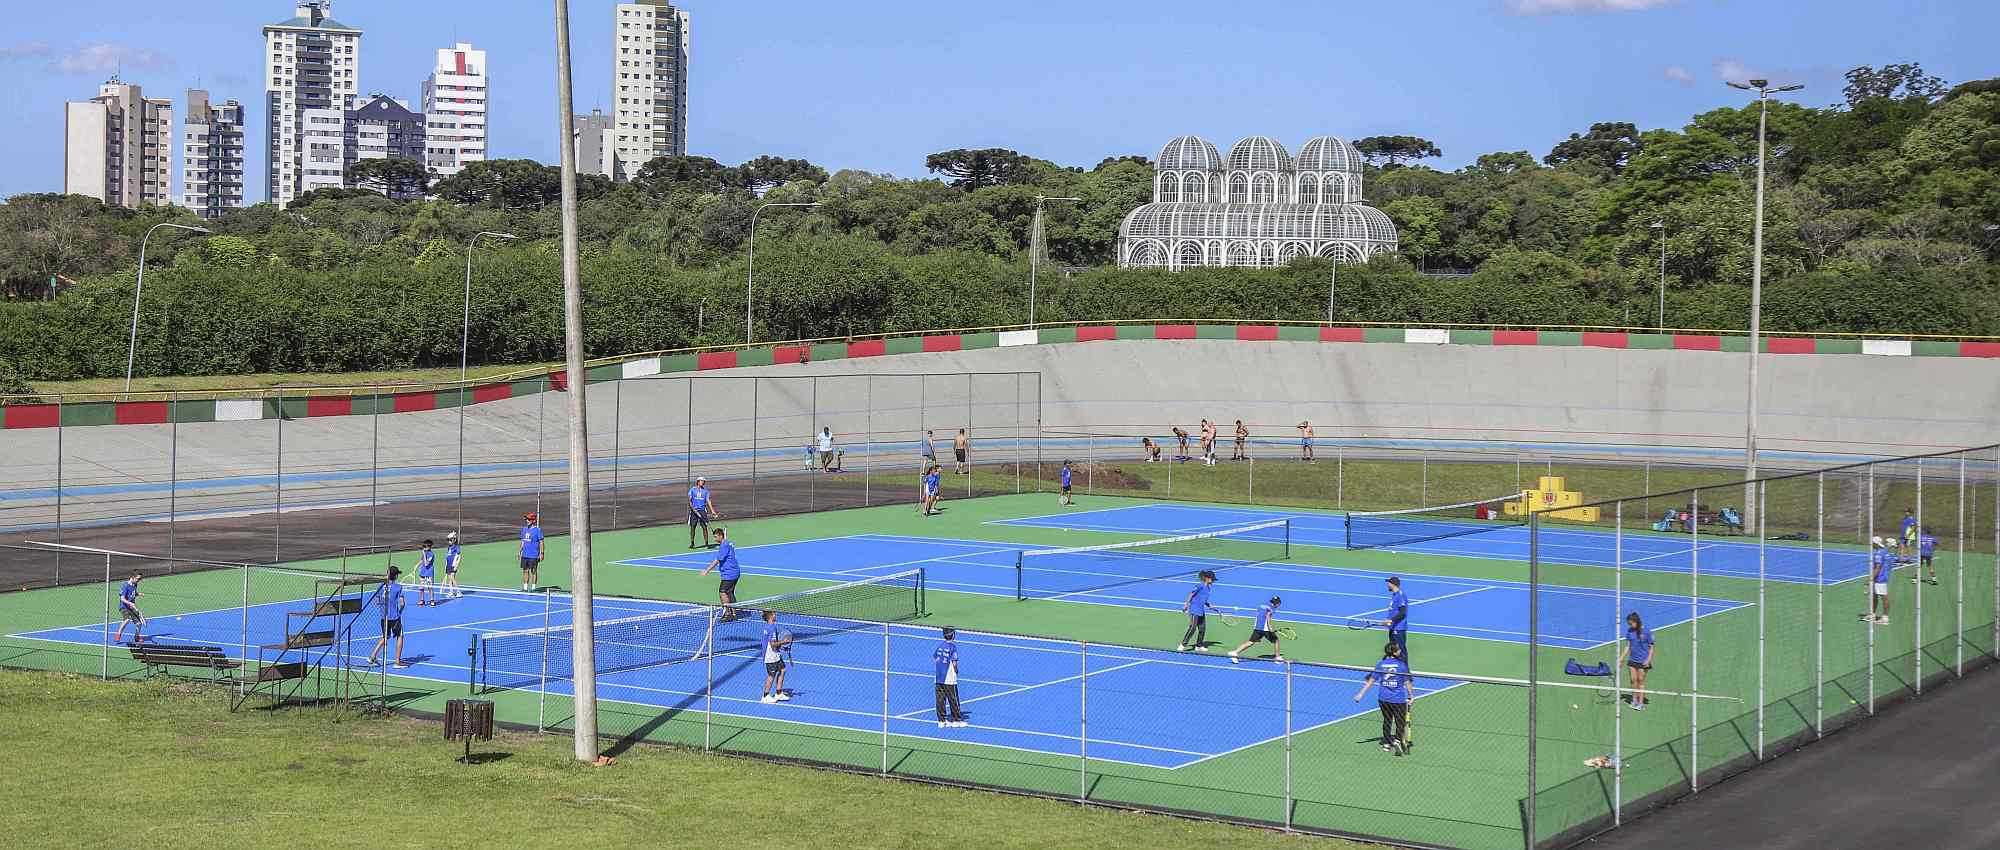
[759,609,792,704]
[698,527,742,621]
[1383,576,1410,664]
[1178,570,1219,652]
[688,476,720,549]
[1353,641,1412,756]
[112,571,145,644]
[1229,596,1287,663]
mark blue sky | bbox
[0,0,1991,202]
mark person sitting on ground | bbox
[1719,506,1745,535]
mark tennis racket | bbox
[1212,611,1242,628]
[1344,616,1379,630]
[779,630,796,694]
[1276,626,1299,641]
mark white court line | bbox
[1174,679,1472,769]
[892,659,1151,720]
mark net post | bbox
[1690,487,1700,793]
[1815,472,1825,738]
[1756,480,1766,760]
[1016,552,1026,601]
[1283,518,1291,560]
[1613,500,1624,826]
[1078,640,1089,801]
[1525,511,1540,847]
[1283,659,1293,831]
[466,633,477,694]
[888,620,896,772]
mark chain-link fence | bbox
[1527,444,2000,848]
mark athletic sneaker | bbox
[1631,701,1644,712]
[938,721,949,729]
[1176,645,1188,652]
[760,694,777,704]
[1876,615,1891,624]
[1229,652,1241,663]
[1272,655,1286,662]
[393,661,410,669]
[951,721,968,728]
[1194,646,1209,652]
[1381,742,1394,752]
[775,692,792,702]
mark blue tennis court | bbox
[992,503,1873,584]
[621,534,1746,651]
[11,584,1460,769]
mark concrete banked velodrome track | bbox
[2,336,1995,560]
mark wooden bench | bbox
[128,643,242,680]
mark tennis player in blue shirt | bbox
[933,627,968,728]
[759,609,792,704]
[1382,576,1410,664]
[1059,460,1074,506]
[920,464,943,516]
[519,512,544,591]
[414,539,437,607]
[112,571,145,644]
[698,527,742,620]
[365,567,409,668]
[1229,596,1285,663]
[688,476,721,549]
[1900,509,1919,564]
[442,531,463,599]
[1865,535,1896,624]
[1353,642,1412,756]
[1916,526,1940,585]
[1617,612,1655,711]
[1178,570,1219,652]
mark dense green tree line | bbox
[0,65,1994,383]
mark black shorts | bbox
[381,618,403,637]
[719,578,738,596]
[1627,659,1652,671]
[1249,629,1278,643]
[764,660,785,676]
[120,606,142,623]
[520,556,541,572]
[1921,555,1934,567]
[689,508,710,526]
[1061,484,1072,493]
[954,448,966,462]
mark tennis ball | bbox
[1570,703,1580,710]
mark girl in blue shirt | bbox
[1617,611,1655,711]
[1353,642,1412,756]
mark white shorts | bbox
[1873,581,1889,596]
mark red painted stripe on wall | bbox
[1673,335,1721,351]
[1493,330,1539,346]
[1582,332,1629,349]
[1767,337,1817,354]
[392,391,437,413]
[1960,342,2000,358]
[1320,327,1364,342]
[772,346,809,364]
[1236,325,1279,341]
[848,339,887,358]
[696,351,738,371]
[305,397,352,417]
[1076,325,1117,342]
[1155,324,1197,340]
[2,404,61,429]
[472,383,512,404]
[113,401,170,425]
[921,335,963,353]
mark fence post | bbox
[611,380,623,530]
[54,399,64,586]
[1079,640,1089,801]
[1283,659,1293,831]
[1421,450,1429,506]
[1815,472,1825,738]
[1525,512,1540,847]
[1915,461,1924,695]
[1756,481,1766,760]
[1613,501,1624,826]
[370,394,381,552]
[537,382,548,519]
[1690,487,1701,792]
[965,374,973,499]
[100,553,111,680]
[538,588,552,733]
[864,377,873,506]
[705,607,715,750]
[168,396,179,562]
[1086,434,1094,494]
[881,622,891,775]
[274,397,284,564]
[1957,456,1966,676]
[241,563,251,676]
[1867,466,1876,715]
[1336,445,1344,510]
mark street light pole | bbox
[1728,78,1804,520]
[126,222,212,392]
[458,231,517,535]
[1031,196,1082,327]
[1650,221,1667,330]
[746,202,821,344]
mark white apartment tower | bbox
[182,89,246,219]
[420,42,488,178]
[264,1,361,206]
[64,78,173,209]
[610,1,689,181]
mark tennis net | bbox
[1344,494,1525,550]
[475,568,926,693]
[1014,518,1290,601]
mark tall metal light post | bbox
[745,202,821,344]
[552,0,603,765]
[1650,221,1667,330]
[1030,196,1081,327]
[1728,78,1804,519]
[457,231,517,533]
[125,222,212,392]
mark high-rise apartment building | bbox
[181,89,246,219]
[346,94,427,197]
[264,1,361,206]
[420,42,487,179]
[574,108,615,178]
[64,77,173,208]
[610,1,689,182]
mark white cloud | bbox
[1713,58,1758,83]
[0,41,52,61]
[1663,65,1695,85]
[1506,0,1677,14]
[55,43,172,75]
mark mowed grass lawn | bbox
[0,670,1371,850]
